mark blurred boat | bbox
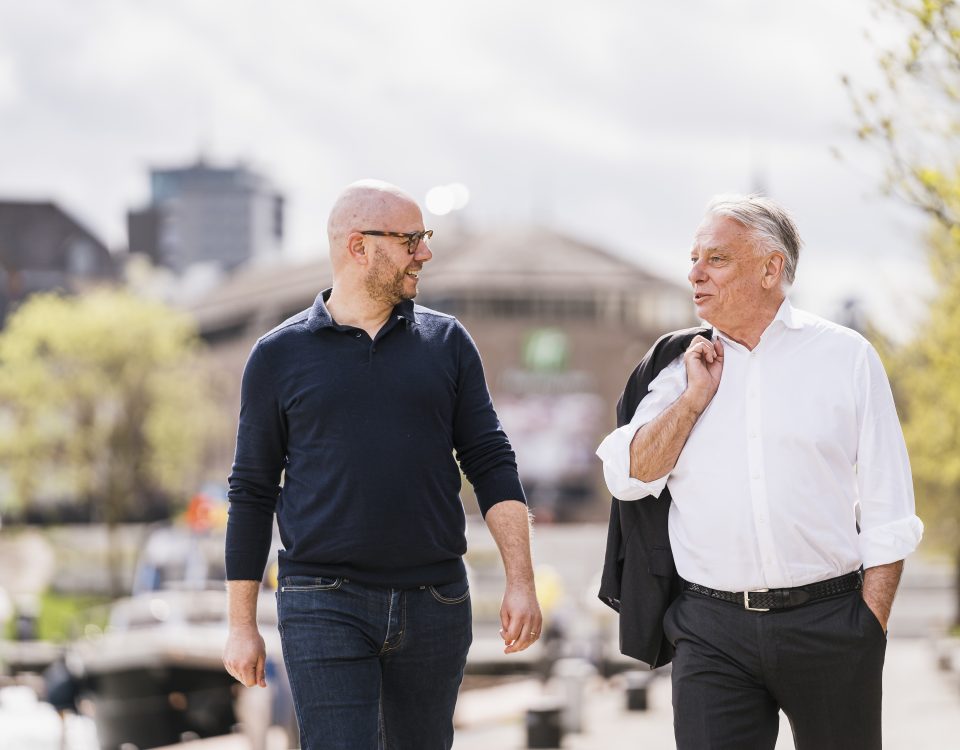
[68,513,294,750]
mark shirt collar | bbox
[306,288,417,333]
[772,297,802,330]
[710,297,802,346]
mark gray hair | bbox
[705,193,802,285]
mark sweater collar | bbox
[307,288,417,332]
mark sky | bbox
[0,0,937,339]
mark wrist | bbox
[504,572,536,590]
[678,390,709,417]
[227,619,260,632]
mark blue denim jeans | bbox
[276,575,472,750]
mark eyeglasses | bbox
[360,229,433,254]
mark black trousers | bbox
[663,589,887,750]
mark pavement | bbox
[3,635,958,750]
[143,635,960,750]
[3,522,957,749]
[451,636,960,750]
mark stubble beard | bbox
[365,247,416,306]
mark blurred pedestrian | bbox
[223,180,541,750]
[597,194,922,750]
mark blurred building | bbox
[0,200,116,327]
[186,227,696,520]
[127,158,284,274]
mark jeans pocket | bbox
[428,578,470,605]
[279,575,343,593]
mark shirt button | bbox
[354,332,362,338]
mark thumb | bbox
[256,653,267,687]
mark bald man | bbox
[222,181,541,750]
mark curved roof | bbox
[425,226,672,292]
[185,225,684,333]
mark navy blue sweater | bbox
[225,290,525,588]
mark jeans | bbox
[277,575,472,750]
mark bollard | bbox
[624,670,653,711]
[526,698,564,749]
[551,657,596,733]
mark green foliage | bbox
[2,592,113,643]
[888,226,960,550]
[848,1,960,557]
[0,290,223,524]
[844,0,960,228]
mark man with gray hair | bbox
[597,194,921,749]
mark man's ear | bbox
[761,252,785,289]
[346,232,368,264]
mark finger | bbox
[224,660,241,684]
[256,654,267,688]
[504,622,530,653]
[507,623,542,653]
[502,620,523,649]
[500,612,523,650]
[687,337,712,360]
[500,610,511,642]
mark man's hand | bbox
[683,335,723,413]
[499,579,543,654]
[223,624,267,687]
[862,560,904,633]
[627,335,723,482]
[224,579,267,687]
[485,500,542,654]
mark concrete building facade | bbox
[128,159,284,273]
[0,200,116,326]
[186,227,696,520]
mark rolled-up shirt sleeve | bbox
[596,356,686,501]
[855,343,924,567]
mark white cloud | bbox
[0,54,18,109]
[0,0,935,338]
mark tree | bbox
[0,290,224,593]
[845,0,960,229]
[846,0,960,623]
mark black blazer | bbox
[598,326,711,668]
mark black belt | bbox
[683,570,863,611]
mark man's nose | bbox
[415,237,433,262]
[688,259,706,285]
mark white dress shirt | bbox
[596,299,923,592]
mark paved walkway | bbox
[452,637,960,750]
[8,636,952,749]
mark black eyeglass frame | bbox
[359,229,434,254]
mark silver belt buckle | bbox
[743,588,770,612]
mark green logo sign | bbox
[523,328,568,373]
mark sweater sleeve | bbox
[225,340,288,581]
[451,322,526,516]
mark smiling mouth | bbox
[406,270,420,279]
